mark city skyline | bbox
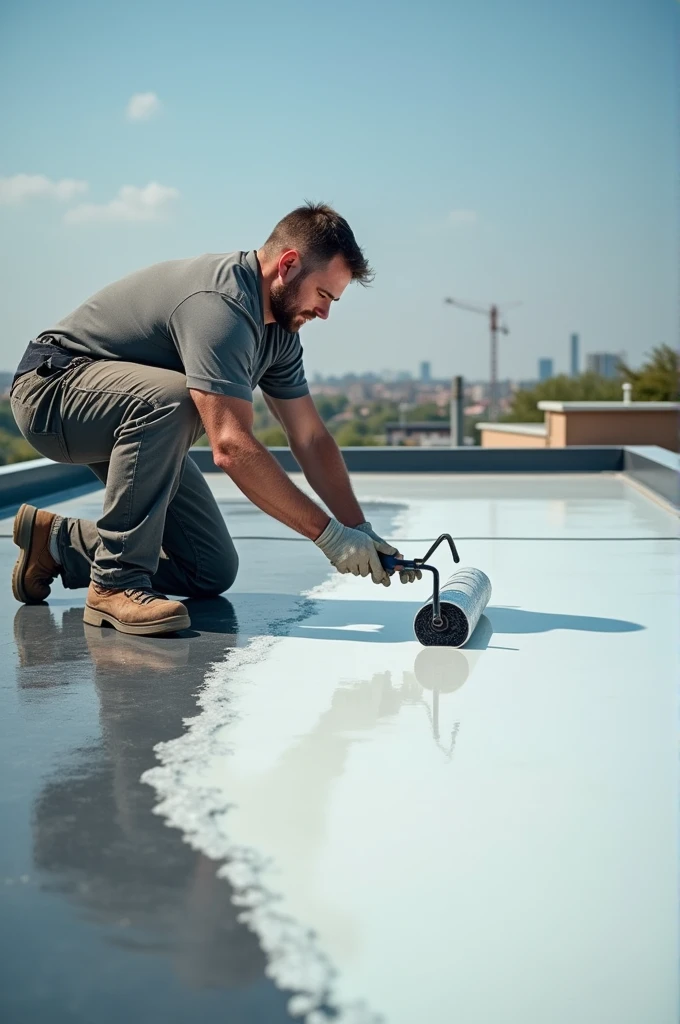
[305,335,631,385]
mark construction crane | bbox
[444,298,522,421]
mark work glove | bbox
[315,518,393,586]
[355,522,423,585]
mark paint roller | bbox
[380,534,492,648]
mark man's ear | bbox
[277,249,302,283]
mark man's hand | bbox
[355,522,423,584]
[315,519,393,586]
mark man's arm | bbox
[263,393,365,526]
[264,394,421,584]
[190,389,331,539]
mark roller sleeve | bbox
[414,567,492,647]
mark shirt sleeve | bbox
[258,330,310,400]
[168,291,257,401]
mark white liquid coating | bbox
[142,491,679,1024]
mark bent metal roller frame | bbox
[379,534,492,648]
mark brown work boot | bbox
[83,583,191,636]
[12,503,61,604]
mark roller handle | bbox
[379,537,461,631]
[379,552,441,620]
[379,532,460,575]
[379,553,418,573]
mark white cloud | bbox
[447,209,477,226]
[0,173,88,205]
[64,182,180,224]
[126,92,161,121]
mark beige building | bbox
[478,402,679,451]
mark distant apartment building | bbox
[538,358,554,382]
[570,333,580,376]
[586,353,620,379]
[419,361,432,383]
[385,421,450,447]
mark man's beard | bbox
[269,274,315,333]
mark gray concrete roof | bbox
[1,471,678,1022]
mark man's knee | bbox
[193,547,239,597]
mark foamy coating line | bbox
[144,504,419,1022]
[143,617,383,1024]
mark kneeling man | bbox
[10,202,419,635]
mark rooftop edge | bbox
[1,445,678,512]
[538,401,680,412]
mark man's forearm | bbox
[291,431,365,527]
[215,436,330,540]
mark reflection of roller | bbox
[413,647,469,746]
[412,623,491,748]
[380,535,492,648]
[414,644,470,693]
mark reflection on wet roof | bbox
[1,473,678,1023]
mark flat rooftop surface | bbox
[1,472,678,1024]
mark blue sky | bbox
[0,0,677,381]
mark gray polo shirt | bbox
[38,250,309,402]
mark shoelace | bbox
[123,588,168,605]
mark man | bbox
[10,202,420,636]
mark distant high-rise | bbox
[538,358,554,382]
[570,333,579,376]
[420,361,432,383]
[586,353,620,379]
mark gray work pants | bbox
[10,360,239,595]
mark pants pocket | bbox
[26,429,72,464]
[11,376,73,464]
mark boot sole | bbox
[83,604,191,636]
[12,503,38,604]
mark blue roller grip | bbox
[379,553,418,574]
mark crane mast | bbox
[444,298,518,422]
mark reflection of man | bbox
[10,203,418,636]
[17,602,290,1002]
[210,669,424,976]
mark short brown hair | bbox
[262,201,374,286]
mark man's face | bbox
[269,253,352,334]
